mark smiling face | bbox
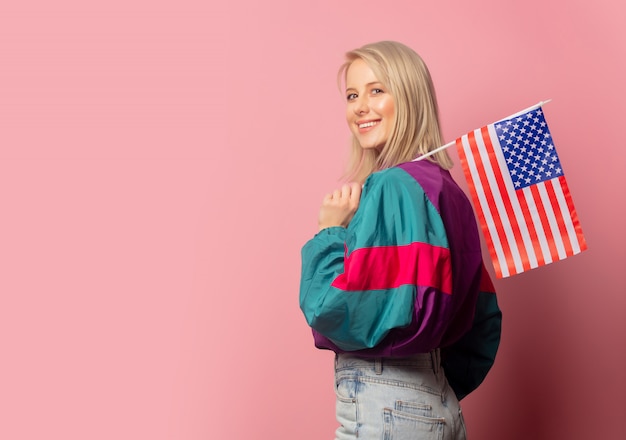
[345,58,395,152]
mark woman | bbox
[299,41,502,439]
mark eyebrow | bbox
[345,81,383,92]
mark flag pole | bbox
[412,99,552,162]
[496,99,552,122]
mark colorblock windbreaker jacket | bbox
[300,160,501,399]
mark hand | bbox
[318,183,362,230]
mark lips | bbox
[357,119,380,129]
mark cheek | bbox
[374,98,395,119]
[384,99,395,119]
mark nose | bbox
[354,95,369,115]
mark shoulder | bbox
[357,164,446,229]
[363,165,425,196]
[349,163,450,251]
[363,161,447,212]
[397,160,472,216]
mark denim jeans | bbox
[334,349,467,440]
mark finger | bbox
[349,182,362,204]
[341,184,352,201]
[345,182,361,210]
[332,189,341,200]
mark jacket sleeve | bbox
[299,168,452,351]
[441,265,502,400]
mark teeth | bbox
[359,121,378,128]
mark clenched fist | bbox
[318,183,362,231]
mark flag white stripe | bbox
[521,186,552,265]
[486,124,539,270]
[551,179,582,255]
[475,128,523,274]
[536,182,567,260]
[460,134,509,277]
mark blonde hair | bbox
[339,41,453,183]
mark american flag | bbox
[455,106,587,278]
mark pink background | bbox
[1,1,624,439]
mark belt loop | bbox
[430,349,439,374]
[375,358,382,375]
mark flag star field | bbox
[495,109,564,189]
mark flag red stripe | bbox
[529,184,560,263]
[545,179,574,257]
[468,131,513,276]
[516,190,545,267]
[481,127,531,273]
[558,176,588,252]
[456,138,503,278]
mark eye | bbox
[372,88,384,95]
[346,93,357,101]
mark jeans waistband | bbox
[335,349,440,375]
